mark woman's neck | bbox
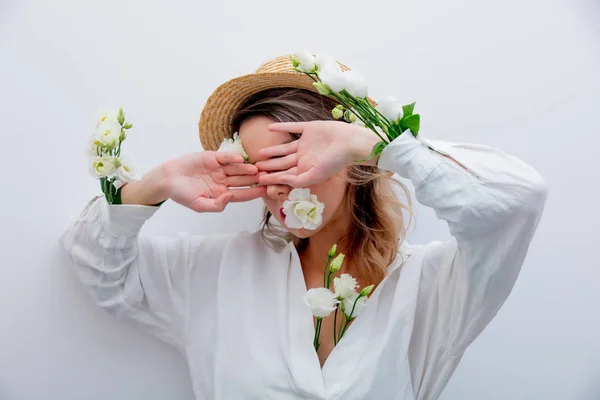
[300,207,352,277]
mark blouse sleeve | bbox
[377,132,548,398]
[58,195,224,354]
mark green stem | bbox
[333,304,339,345]
[323,255,332,287]
[339,315,349,342]
[313,318,322,350]
[304,72,391,150]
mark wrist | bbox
[349,126,382,167]
[120,164,171,206]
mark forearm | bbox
[120,164,170,206]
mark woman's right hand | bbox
[160,151,266,213]
[120,151,265,212]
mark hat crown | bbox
[255,54,351,74]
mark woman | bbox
[60,55,548,399]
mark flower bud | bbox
[330,253,345,273]
[360,284,375,296]
[313,82,331,95]
[289,55,300,68]
[117,108,125,125]
[328,244,337,257]
[343,110,357,123]
[332,107,344,120]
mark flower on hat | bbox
[218,132,248,162]
[291,50,422,160]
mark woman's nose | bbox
[266,184,290,200]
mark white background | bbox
[1,0,599,399]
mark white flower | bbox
[342,293,368,318]
[87,135,102,157]
[115,156,140,182]
[304,288,338,318]
[218,132,248,161]
[283,188,325,230]
[94,110,118,129]
[342,70,368,98]
[334,273,358,299]
[89,154,118,178]
[375,96,404,122]
[315,54,338,72]
[296,51,316,73]
[316,55,346,93]
[319,67,346,93]
[97,121,123,146]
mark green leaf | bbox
[401,114,420,136]
[123,123,133,129]
[117,108,125,125]
[402,102,416,117]
[355,140,386,163]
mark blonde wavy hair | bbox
[231,89,412,286]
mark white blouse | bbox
[59,131,547,400]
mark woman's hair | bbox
[231,88,412,286]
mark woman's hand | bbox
[162,151,266,213]
[256,121,381,187]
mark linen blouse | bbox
[59,131,548,399]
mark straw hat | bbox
[198,54,353,151]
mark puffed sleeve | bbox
[377,132,548,399]
[58,195,224,353]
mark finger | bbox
[215,151,245,165]
[279,169,321,188]
[226,174,260,187]
[228,186,267,202]
[189,192,232,213]
[259,140,299,159]
[268,122,307,134]
[258,167,298,186]
[255,153,297,172]
[223,163,258,176]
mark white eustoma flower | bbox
[87,135,102,157]
[283,188,325,230]
[97,121,123,146]
[334,273,359,299]
[94,110,118,129]
[89,154,118,178]
[115,156,141,182]
[304,287,338,318]
[342,70,368,98]
[218,132,248,161]
[342,293,368,318]
[375,96,404,122]
[316,55,346,93]
[296,51,316,73]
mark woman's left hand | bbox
[256,121,381,187]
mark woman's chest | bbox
[184,240,422,399]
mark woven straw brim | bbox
[199,70,320,151]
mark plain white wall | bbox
[1,0,598,398]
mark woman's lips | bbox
[280,208,286,218]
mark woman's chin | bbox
[285,225,322,239]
